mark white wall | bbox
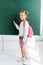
[0,35,19,50]
[0,35,42,50]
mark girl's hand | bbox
[13,21,17,26]
[13,21,19,30]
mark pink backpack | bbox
[27,25,33,38]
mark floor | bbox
[0,39,43,65]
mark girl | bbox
[13,10,34,65]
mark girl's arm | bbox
[13,21,19,30]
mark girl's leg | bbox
[21,46,28,59]
[19,37,28,59]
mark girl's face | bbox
[20,12,27,21]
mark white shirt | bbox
[15,21,29,41]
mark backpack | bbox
[27,25,33,38]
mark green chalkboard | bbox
[0,0,41,35]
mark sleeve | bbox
[15,24,19,30]
[23,22,29,41]
[19,22,23,36]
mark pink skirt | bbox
[19,36,35,47]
